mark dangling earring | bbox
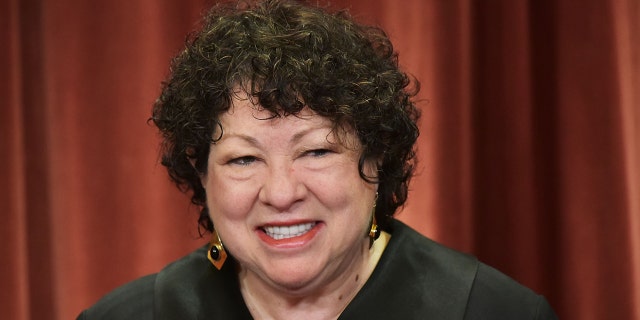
[369,215,380,247]
[207,228,227,270]
[369,192,380,247]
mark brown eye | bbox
[228,156,258,166]
[305,149,332,157]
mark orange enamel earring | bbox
[207,228,227,270]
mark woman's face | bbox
[203,95,378,294]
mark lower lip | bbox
[257,223,322,248]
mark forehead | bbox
[214,94,358,148]
[220,96,328,130]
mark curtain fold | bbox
[2,0,638,319]
[3,0,40,318]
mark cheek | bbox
[309,166,376,209]
[205,174,257,223]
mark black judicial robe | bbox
[78,220,558,319]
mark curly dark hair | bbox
[151,0,420,234]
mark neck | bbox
[239,231,390,320]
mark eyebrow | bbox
[215,133,260,148]
[291,127,323,144]
[216,126,329,148]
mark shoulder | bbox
[77,274,156,320]
[355,220,557,319]
[78,245,252,319]
[343,220,478,318]
[77,246,211,320]
[465,263,557,319]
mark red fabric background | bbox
[2,0,639,319]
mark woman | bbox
[79,0,557,319]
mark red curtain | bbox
[2,0,638,319]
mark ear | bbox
[186,147,199,171]
[186,148,207,188]
[361,157,380,181]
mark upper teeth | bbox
[263,222,316,240]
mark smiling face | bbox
[203,95,378,295]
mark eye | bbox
[304,149,332,157]
[228,156,258,166]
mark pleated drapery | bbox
[2,1,638,319]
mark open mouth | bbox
[262,222,318,240]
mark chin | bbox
[263,266,323,293]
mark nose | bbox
[258,161,306,211]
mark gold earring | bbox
[369,192,380,246]
[207,228,227,270]
[369,216,379,242]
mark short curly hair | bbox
[151,0,420,234]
